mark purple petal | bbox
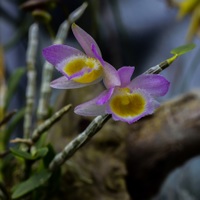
[74,94,107,116]
[91,44,105,65]
[42,44,84,66]
[118,66,135,87]
[106,88,159,124]
[72,23,101,57]
[91,44,121,88]
[103,62,121,88]
[68,68,92,80]
[96,87,115,105]
[50,76,101,89]
[128,74,170,97]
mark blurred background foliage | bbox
[1,0,200,199]
[1,0,200,104]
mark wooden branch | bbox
[126,89,200,200]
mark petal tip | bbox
[71,23,77,29]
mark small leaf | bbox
[32,147,48,159]
[12,169,51,199]
[170,43,196,56]
[10,147,33,160]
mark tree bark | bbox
[126,90,200,200]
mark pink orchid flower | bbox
[42,23,120,89]
[75,67,170,124]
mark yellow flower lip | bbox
[109,88,147,118]
[63,56,103,84]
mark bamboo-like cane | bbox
[49,114,111,171]
[32,104,72,143]
[23,23,38,138]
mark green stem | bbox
[49,114,111,171]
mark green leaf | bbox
[42,144,56,168]
[12,169,52,199]
[10,147,49,160]
[10,147,33,160]
[5,67,26,111]
[42,145,61,199]
[170,43,196,56]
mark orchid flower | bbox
[42,23,120,89]
[75,67,170,124]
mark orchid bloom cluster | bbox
[43,23,170,124]
[167,0,200,41]
[175,0,200,41]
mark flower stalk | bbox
[144,54,178,74]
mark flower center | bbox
[63,56,103,84]
[110,88,146,117]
